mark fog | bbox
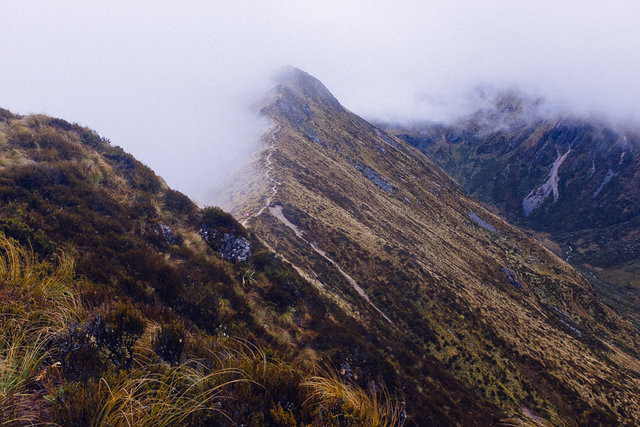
[1,1,639,202]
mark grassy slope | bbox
[230,70,640,425]
[0,109,403,425]
[386,110,640,327]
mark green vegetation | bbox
[0,227,402,425]
[0,112,404,425]
[386,109,640,328]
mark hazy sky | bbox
[1,1,639,201]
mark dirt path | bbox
[243,127,394,326]
[241,126,281,227]
[270,204,395,326]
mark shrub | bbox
[0,216,52,256]
[78,128,107,149]
[0,108,18,122]
[50,376,111,426]
[129,164,163,193]
[264,281,300,313]
[164,189,197,215]
[153,322,186,365]
[91,302,146,368]
[201,206,247,237]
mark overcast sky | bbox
[1,1,639,202]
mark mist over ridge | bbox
[1,1,639,201]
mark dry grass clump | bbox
[0,234,81,332]
[0,234,82,424]
[94,362,248,427]
[303,368,404,427]
[0,326,50,424]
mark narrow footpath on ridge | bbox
[242,127,395,326]
[241,126,281,227]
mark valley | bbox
[383,92,640,328]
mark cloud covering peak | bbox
[1,1,638,200]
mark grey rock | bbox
[199,226,252,262]
[199,225,218,245]
[373,141,387,154]
[355,164,393,194]
[303,127,326,147]
[373,128,402,150]
[150,222,176,245]
[502,265,523,289]
[219,234,252,263]
[158,223,176,245]
[468,210,497,232]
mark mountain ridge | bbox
[3,70,639,424]
[225,68,640,424]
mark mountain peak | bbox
[269,67,343,111]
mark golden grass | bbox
[302,368,404,427]
[0,235,252,425]
[0,234,405,425]
[0,326,50,424]
[0,234,81,332]
[94,362,248,427]
[0,234,83,424]
[236,90,640,423]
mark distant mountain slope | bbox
[0,108,409,425]
[383,93,640,325]
[225,69,640,425]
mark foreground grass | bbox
[303,369,404,427]
[93,363,247,426]
[0,234,403,425]
[0,233,80,424]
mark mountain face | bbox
[225,70,640,425]
[383,93,640,326]
[0,109,417,425]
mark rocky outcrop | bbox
[155,223,176,245]
[502,265,523,289]
[468,210,497,232]
[354,164,393,194]
[199,225,252,262]
[219,234,252,262]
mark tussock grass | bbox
[0,234,403,425]
[0,234,82,424]
[0,326,49,424]
[94,362,248,427]
[303,368,404,427]
[0,234,81,333]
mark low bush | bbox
[153,322,186,365]
[91,302,146,369]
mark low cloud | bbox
[1,1,638,201]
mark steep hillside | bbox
[225,69,640,425]
[0,109,406,425]
[384,93,640,325]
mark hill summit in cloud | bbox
[224,68,640,425]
